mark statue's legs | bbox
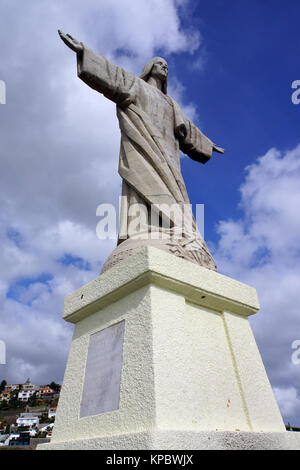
[102,182,217,273]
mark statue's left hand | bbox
[213,145,225,154]
[58,29,83,54]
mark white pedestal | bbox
[38,247,300,450]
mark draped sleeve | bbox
[171,98,215,164]
[77,44,137,107]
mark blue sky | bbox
[175,0,300,241]
[0,0,300,427]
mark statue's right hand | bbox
[58,29,83,53]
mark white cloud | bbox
[0,0,204,385]
[1,1,298,429]
[213,144,300,425]
[274,387,300,420]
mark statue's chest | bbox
[141,86,174,135]
[137,84,180,168]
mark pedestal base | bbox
[38,430,300,450]
[38,247,298,450]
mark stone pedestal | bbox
[38,247,300,450]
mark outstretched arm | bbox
[177,119,225,164]
[213,145,225,154]
[58,29,136,106]
[175,125,224,155]
[172,97,224,163]
[58,30,83,54]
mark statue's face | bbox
[151,59,168,82]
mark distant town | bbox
[0,378,60,449]
[1,377,299,450]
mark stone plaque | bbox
[80,320,125,418]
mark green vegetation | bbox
[48,382,60,393]
[0,380,7,393]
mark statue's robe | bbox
[77,45,217,271]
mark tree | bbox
[0,380,6,393]
[8,390,26,410]
[27,391,37,407]
[48,382,60,393]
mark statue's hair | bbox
[139,57,168,95]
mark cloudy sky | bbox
[1,0,300,426]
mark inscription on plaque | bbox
[80,320,125,418]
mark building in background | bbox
[48,408,57,419]
[16,413,39,428]
[37,385,55,400]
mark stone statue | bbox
[58,30,224,272]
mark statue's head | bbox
[140,57,168,94]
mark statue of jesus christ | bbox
[59,30,224,272]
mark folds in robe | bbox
[77,45,219,270]
[78,45,215,209]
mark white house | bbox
[18,389,36,402]
[48,408,57,419]
[16,413,39,428]
[39,423,54,438]
[4,384,19,392]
